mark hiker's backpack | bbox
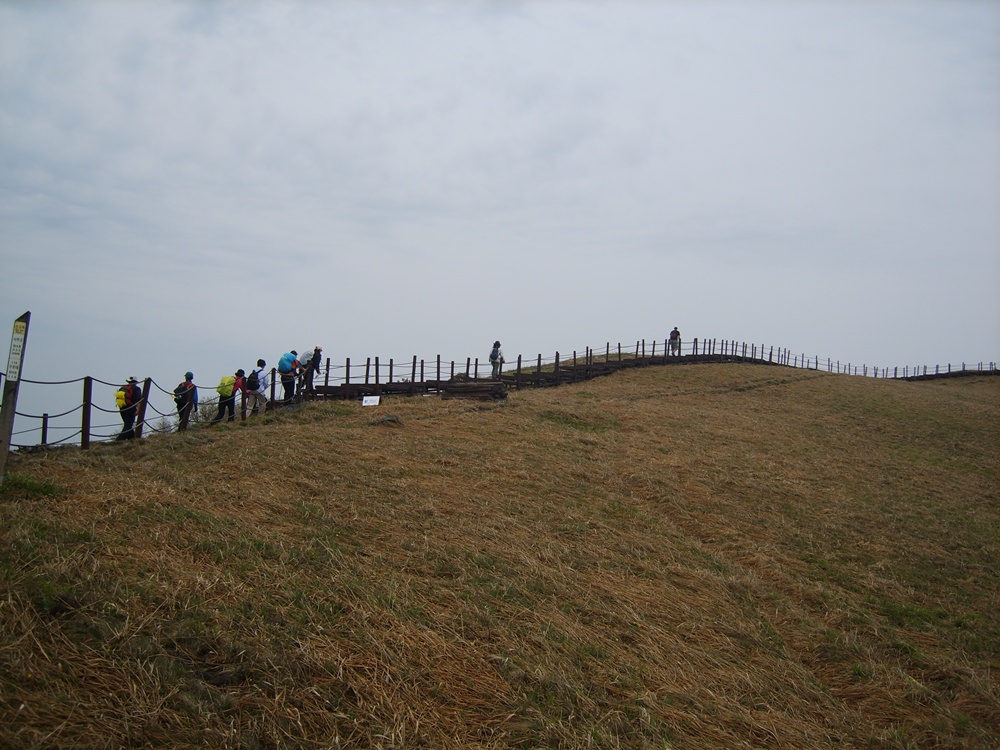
[174,382,188,408]
[490,346,500,362]
[278,353,296,373]
[116,384,138,408]
[216,375,236,397]
[246,369,260,392]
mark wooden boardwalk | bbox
[307,352,782,402]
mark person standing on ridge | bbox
[115,376,142,440]
[489,340,505,380]
[246,359,269,415]
[669,327,682,356]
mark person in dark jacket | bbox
[669,327,682,356]
[174,371,199,427]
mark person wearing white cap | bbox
[298,345,323,398]
[115,376,142,441]
[489,341,504,380]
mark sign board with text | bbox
[1,312,31,482]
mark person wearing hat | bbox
[173,372,199,429]
[115,376,142,441]
[489,341,504,380]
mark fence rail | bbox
[3,336,997,450]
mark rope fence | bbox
[2,336,996,450]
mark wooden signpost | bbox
[1,311,31,483]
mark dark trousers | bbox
[213,395,236,424]
[117,407,137,440]
[281,373,295,403]
[299,368,316,398]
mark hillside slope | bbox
[2,364,998,749]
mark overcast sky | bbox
[2,1,998,440]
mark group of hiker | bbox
[114,330,683,440]
[115,346,324,440]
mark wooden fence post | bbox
[515,355,522,390]
[411,356,417,395]
[345,358,351,400]
[41,414,49,446]
[554,352,560,386]
[81,376,92,450]
[375,357,381,395]
[136,377,152,437]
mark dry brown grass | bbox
[1,364,998,749]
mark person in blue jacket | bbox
[278,351,298,404]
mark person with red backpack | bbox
[115,376,142,441]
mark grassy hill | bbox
[2,364,998,749]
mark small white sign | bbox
[362,395,381,407]
[6,321,27,383]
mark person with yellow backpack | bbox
[211,369,244,424]
[115,376,142,440]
